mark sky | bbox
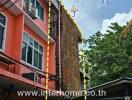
[62,0,132,39]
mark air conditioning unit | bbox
[23,2,37,19]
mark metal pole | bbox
[58,0,62,91]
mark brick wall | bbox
[60,7,81,91]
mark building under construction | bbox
[0,0,82,100]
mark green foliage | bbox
[84,23,132,87]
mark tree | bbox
[84,22,132,86]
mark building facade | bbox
[60,7,82,91]
[0,0,82,99]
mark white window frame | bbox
[21,32,44,70]
[35,0,45,20]
[0,13,7,52]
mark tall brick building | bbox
[60,7,82,91]
[50,1,82,91]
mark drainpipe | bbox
[58,0,62,92]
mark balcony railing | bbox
[0,51,57,85]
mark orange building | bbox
[0,0,82,100]
[0,0,57,99]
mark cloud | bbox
[63,0,132,37]
[62,0,102,38]
[101,9,132,34]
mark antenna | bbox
[70,5,78,17]
[102,0,109,5]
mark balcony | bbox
[0,51,56,89]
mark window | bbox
[0,13,6,50]
[36,0,44,20]
[24,0,44,20]
[21,32,44,70]
[30,0,35,6]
